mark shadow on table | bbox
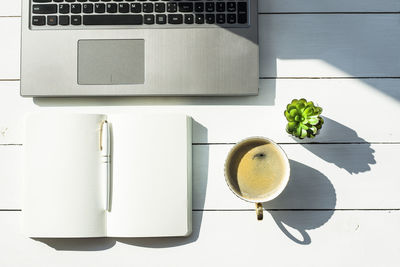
[264,160,336,245]
[33,120,209,251]
[32,237,116,251]
[32,79,275,107]
[298,117,376,174]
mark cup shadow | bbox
[263,160,337,245]
[33,120,209,251]
[299,117,376,174]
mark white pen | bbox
[101,120,111,212]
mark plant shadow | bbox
[299,117,376,174]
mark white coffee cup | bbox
[224,137,290,220]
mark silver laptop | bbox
[20,0,258,97]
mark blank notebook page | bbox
[22,113,107,238]
[107,113,192,237]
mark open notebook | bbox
[22,112,192,238]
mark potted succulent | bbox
[284,98,324,139]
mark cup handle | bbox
[256,203,263,220]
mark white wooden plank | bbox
[2,144,399,209]
[1,78,399,145]
[0,18,20,80]
[193,144,400,210]
[259,14,400,78]
[0,211,399,266]
[259,0,400,13]
[0,0,21,16]
[0,82,37,145]
[0,145,21,209]
[2,14,400,79]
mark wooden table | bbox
[1,1,399,266]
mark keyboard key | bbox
[184,14,194,24]
[238,2,247,13]
[227,2,236,12]
[71,3,82,13]
[107,3,117,13]
[155,3,165,13]
[167,2,177,13]
[195,14,204,24]
[238,14,247,24]
[216,2,225,12]
[205,14,215,24]
[33,0,51,2]
[59,15,70,25]
[95,3,105,12]
[83,15,143,25]
[71,15,82,25]
[168,14,183,24]
[216,14,225,24]
[144,14,155,24]
[32,16,46,26]
[156,14,166,24]
[47,16,58,25]
[143,3,153,13]
[118,3,129,13]
[227,13,236,24]
[59,4,70,14]
[130,3,141,13]
[237,2,247,24]
[32,4,57,14]
[83,3,94,13]
[205,2,214,12]
[194,3,204,13]
[178,2,193,13]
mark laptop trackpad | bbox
[78,39,145,85]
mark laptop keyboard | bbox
[30,0,250,29]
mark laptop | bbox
[20,0,259,97]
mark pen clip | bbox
[100,120,108,151]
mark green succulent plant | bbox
[284,98,324,139]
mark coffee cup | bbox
[224,137,290,220]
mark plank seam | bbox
[2,77,400,82]
[195,209,400,211]
[1,209,399,212]
[261,77,400,79]
[1,143,399,146]
[192,142,400,146]
[258,12,400,15]
[0,144,23,146]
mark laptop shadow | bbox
[32,79,275,107]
